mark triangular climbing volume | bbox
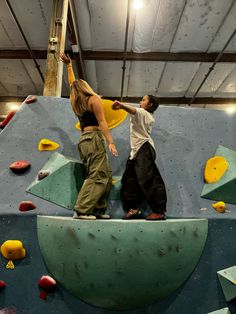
[201,145,236,205]
[27,152,85,209]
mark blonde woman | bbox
[60,53,118,220]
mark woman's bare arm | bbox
[60,53,75,85]
[91,97,118,156]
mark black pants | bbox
[121,142,167,213]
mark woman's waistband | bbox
[82,129,102,134]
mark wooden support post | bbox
[43,0,69,97]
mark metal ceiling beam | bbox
[5,0,44,82]
[0,97,25,102]
[67,0,85,79]
[0,50,47,59]
[82,51,236,62]
[1,50,236,62]
[188,27,236,106]
[1,96,236,105]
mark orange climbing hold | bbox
[38,139,60,151]
[9,160,31,173]
[204,156,228,183]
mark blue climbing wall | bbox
[0,96,236,313]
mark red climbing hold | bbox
[25,96,37,104]
[0,111,16,129]
[38,275,56,300]
[39,290,48,300]
[9,160,31,173]
[0,280,6,290]
[19,201,36,212]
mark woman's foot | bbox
[73,212,96,220]
[146,212,166,221]
[94,208,110,219]
[123,208,142,219]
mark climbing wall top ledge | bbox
[38,215,207,223]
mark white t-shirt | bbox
[129,108,155,160]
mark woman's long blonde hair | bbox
[70,79,100,116]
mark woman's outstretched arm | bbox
[60,53,75,85]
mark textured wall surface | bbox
[0,96,236,218]
[0,96,236,313]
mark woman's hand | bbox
[60,53,72,65]
[108,143,118,156]
[112,101,123,110]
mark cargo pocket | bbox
[78,133,96,162]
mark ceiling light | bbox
[133,0,143,10]
[6,102,21,111]
[225,106,236,115]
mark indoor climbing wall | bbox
[0,96,236,313]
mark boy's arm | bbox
[112,101,136,115]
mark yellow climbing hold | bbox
[1,240,26,260]
[38,138,60,151]
[112,178,117,185]
[212,201,226,213]
[76,99,128,130]
[6,260,14,269]
[204,156,228,183]
[233,279,236,285]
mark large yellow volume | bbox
[76,99,128,130]
[204,156,228,183]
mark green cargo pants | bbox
[74,131,112,214]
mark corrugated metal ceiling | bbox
[0,0,236,102]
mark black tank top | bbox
[78,111,99,131]
[78,97,99,130]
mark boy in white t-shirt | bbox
[112,95,167,220]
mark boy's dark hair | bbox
[147,95,159,113]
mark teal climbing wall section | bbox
[37,216,208,310]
